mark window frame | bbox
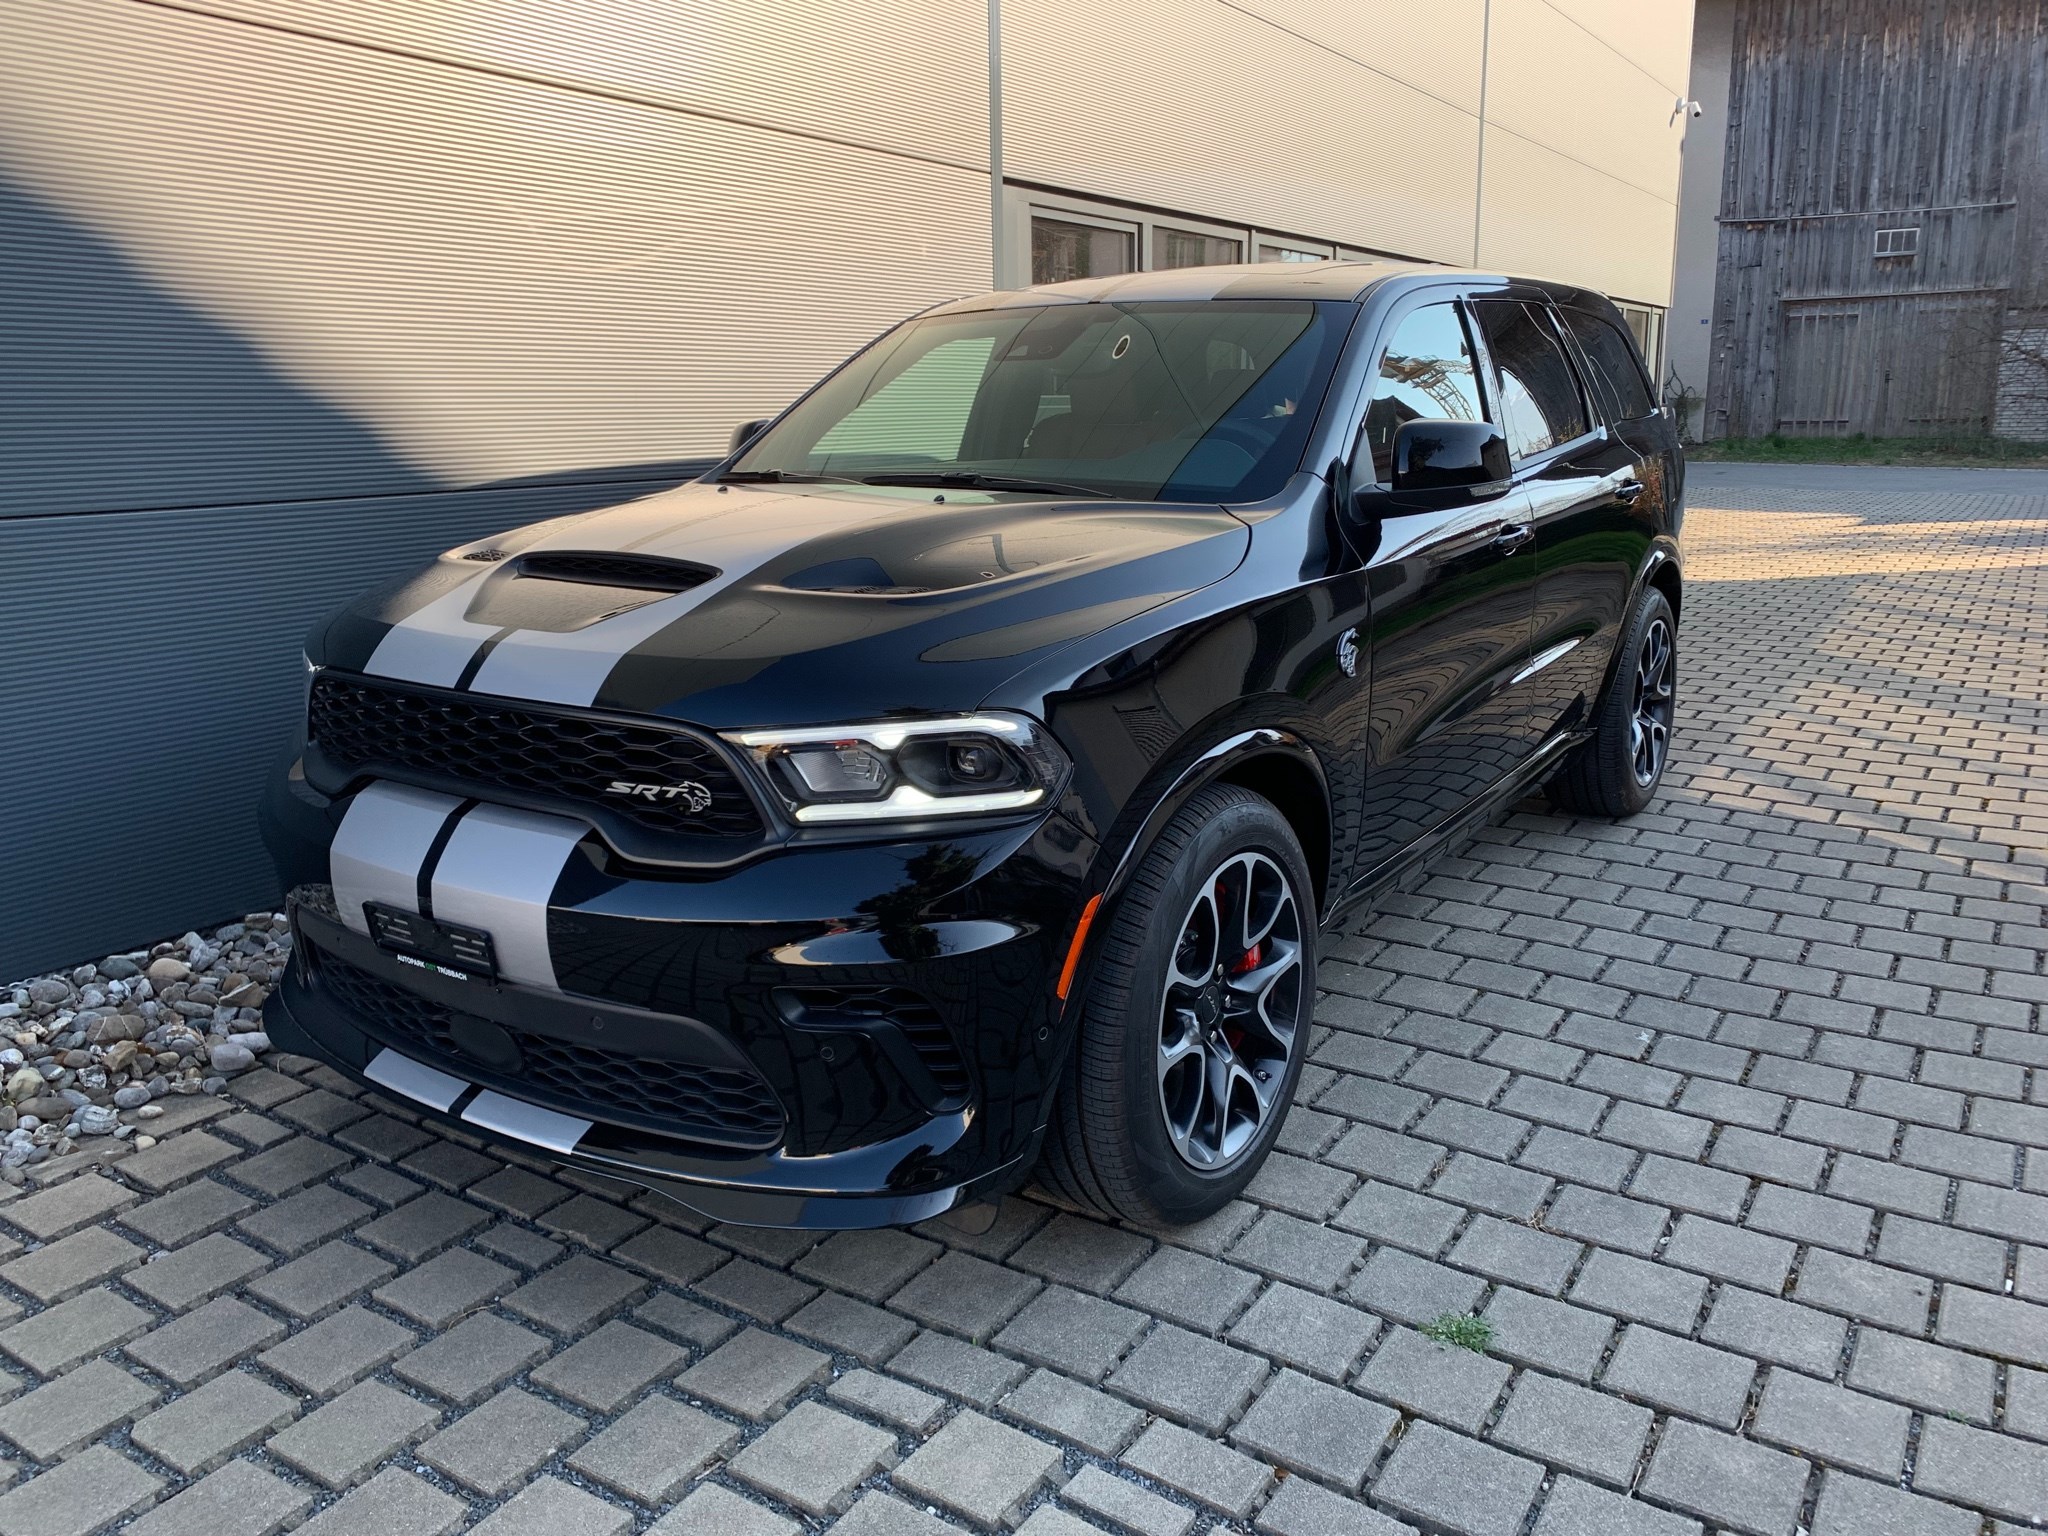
[1556,304,1659,426]
[1026,205,1141,286]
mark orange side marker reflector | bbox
[1056,894,1104,1001]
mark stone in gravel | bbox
[208,1042,255,1073]
[0,1444,164,1536]
[0,1358,159,1461]
[1372,1422,1544,1536]
[472,1476,634,1536]
[567,1394,739,1504]
[267,1378,443,1488]
[895,1409,1062,1528]
[418,1386,585,1496]
[147,958,190,983]
[123,1458,311,1536]
[114,1085,150,1109]
[728,1399,898,1515]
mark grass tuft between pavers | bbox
[1420,1311,1494,1353]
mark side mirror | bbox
[729,419,771,456]
[1390,420,1511,494]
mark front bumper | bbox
[262,773,1099,1228]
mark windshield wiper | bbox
[717,469,859,485]
[858,471,1115,500]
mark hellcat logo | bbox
[606,780,713,812]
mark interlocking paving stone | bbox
[1846,1328,1997,1421]
[1348,1246,1487,1326]
[290,1468,465,1536]
[0,1445,163,1536]
[371,1244,514,1327]
[418,1386,584,1496]
[124,1296,284,1387]
[796,1227,942,1300]
[256,1303,414,1394]
[829,1492,959,1535]
[1059,1465,1194,1536]
[993,1284,1148,1381]
[232,1184,370,1255]
[1751,1367,1910,1479]
[130,1369,297,1474]
[889,1250,1041,1340]
[1226,1280,1381,1379]
[1601,1325,1756,1428]
[1795,1249,1935,1333]
[1232,1367,1398,1488]
[1113,1245,1261,1332]
[266,1378,442,1488]
[1226,1209,1364,1289]
[1913,1417,2048,1524]
[1808,1470,1980,1536]
[244,1238,395,1320]
[676,1326,829,1420]
[392,1311,550,1404]
[122,1458,311,1536]
[2,1226,144,1303]
[1491,1370,1652,1486]
[647,1483,798,1536]
[122,1180,260,1248]
[1,1173,137,1241]
[729,1399,898,1515]
[1640,1419,1809,1536]
[1936,1285,2048,1367]
[1699,1286,1847,1378]
[1446,1213,1581,1294]
[831,1368,948,1434]
[1122,1419,1272,1517]
[1105,1322,1268,1432]
[886,1330,1027,1406]
[125,1231,269,1311]
[893,1408,1061,1528]
[1660,1212,1797,1291]
[1569,1248,1708,1331]
[0,1286,152,1375]
[1372,1421,1544,1536]
[536,1193,646,1251]
[1480,1285,1615,1381]
[998,1368,1143,1455]
[473,1476,634,1536]
[528,1318,685,1412]
[1356,1325,1511,1432]
[1530,1476,1702,1536]
[566,1394,738,1505]
[1544,1184,1670,1254]
[1255,1476,1420,1536]
[0,1359,159,1461]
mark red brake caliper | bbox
[1223,940,1260,1051]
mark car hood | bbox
[315,480,1249,727]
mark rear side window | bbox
[1474,301,1587,461]
[1561,308,1657,421]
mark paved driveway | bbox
[1,464,2044,1536]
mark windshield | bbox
[731,300,1349,503]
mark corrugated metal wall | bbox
[0,0,1694,976]
[0,0,989,978]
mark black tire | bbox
[1548,585,1677,818]
[1038,783,1316,1226]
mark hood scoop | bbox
[463,550,719,633]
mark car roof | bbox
[921,259,1609,315]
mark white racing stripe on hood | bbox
[466,493,878,706]
[362,566,504,688]
[428,803,587,991]
[329,782,465,935]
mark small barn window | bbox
[1874,227,1920,258]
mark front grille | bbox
[309,672,762,840]
[779,985,969,1104]
[312,949,785,1148]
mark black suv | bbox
[262,261,1682,1229]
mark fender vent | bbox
[777,986,969,1104]
[517,551,717,591]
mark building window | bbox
[1258,241,1331,264]
[1154,227,1243,269]
[1032,217,1134,284]
[1874,226,1920,259]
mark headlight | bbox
[725,713,1069,824]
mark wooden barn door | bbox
[1776,301,1864,436]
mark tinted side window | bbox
[1562,308,1657,421]
[1362,304,1487,482]
[1474,301,1587,460]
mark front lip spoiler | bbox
[262,976,1032,1230]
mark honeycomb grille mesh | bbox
[312,948,785,1147]
[308,672,761,839]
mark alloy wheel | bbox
[1156,850,1305,1170]
[1629,615,1675,785]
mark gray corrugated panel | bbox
[0,472,708,982]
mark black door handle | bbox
[1492,524,1533,554]
[1615,478,1646,505]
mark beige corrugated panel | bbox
[0,0,989,487]
[1005,0,1479,263]
[1223,0,1488,115]
[1483,0,1687,199]
[1536,0,1696,95]
[1479,128,1677,302]
[176,0,989,169]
